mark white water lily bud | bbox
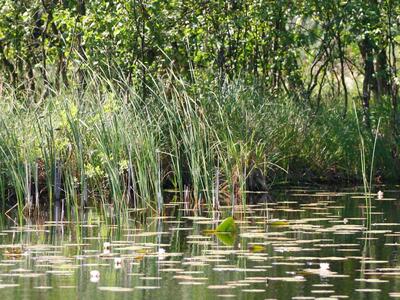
[158,248,166,260]
[103,242,111,250]
[377,190,384,200]
[114,257,122,269]
[90,270,100,283]
[319,263,329,270]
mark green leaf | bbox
[249,244,266,253]
[215,217,237,233]
[269,220,289,226]
[215,232,236,246]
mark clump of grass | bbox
[0,70,396,221]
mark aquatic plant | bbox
[0,71,397,220]
[215,217,237,234]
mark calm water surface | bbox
[0,187,400,299]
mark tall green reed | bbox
[0,68,393,223]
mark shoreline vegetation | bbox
[0,1,399,214]
[0,73,397,213]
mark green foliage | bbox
[215,232,236,246]
[0,0,399,213]
[215,217,237,233]
[0,71,398,214]
[0,0,397,101]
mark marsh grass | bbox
[0,70,396,220]
[351,96,383,226]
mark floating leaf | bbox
[215,232,237,246]
[249,245,266,253]
[203,229,216,235]
[216,217,237,233]
[269,220,289,226]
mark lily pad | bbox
[269,220,289,226]
[216,217,238,233]
[215,232,237,246]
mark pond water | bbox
[0,187,400,299]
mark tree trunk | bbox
[359,36,374,128]
[375,49,390,101]
[337,34,348,118]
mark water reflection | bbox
[0,187,398,299]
